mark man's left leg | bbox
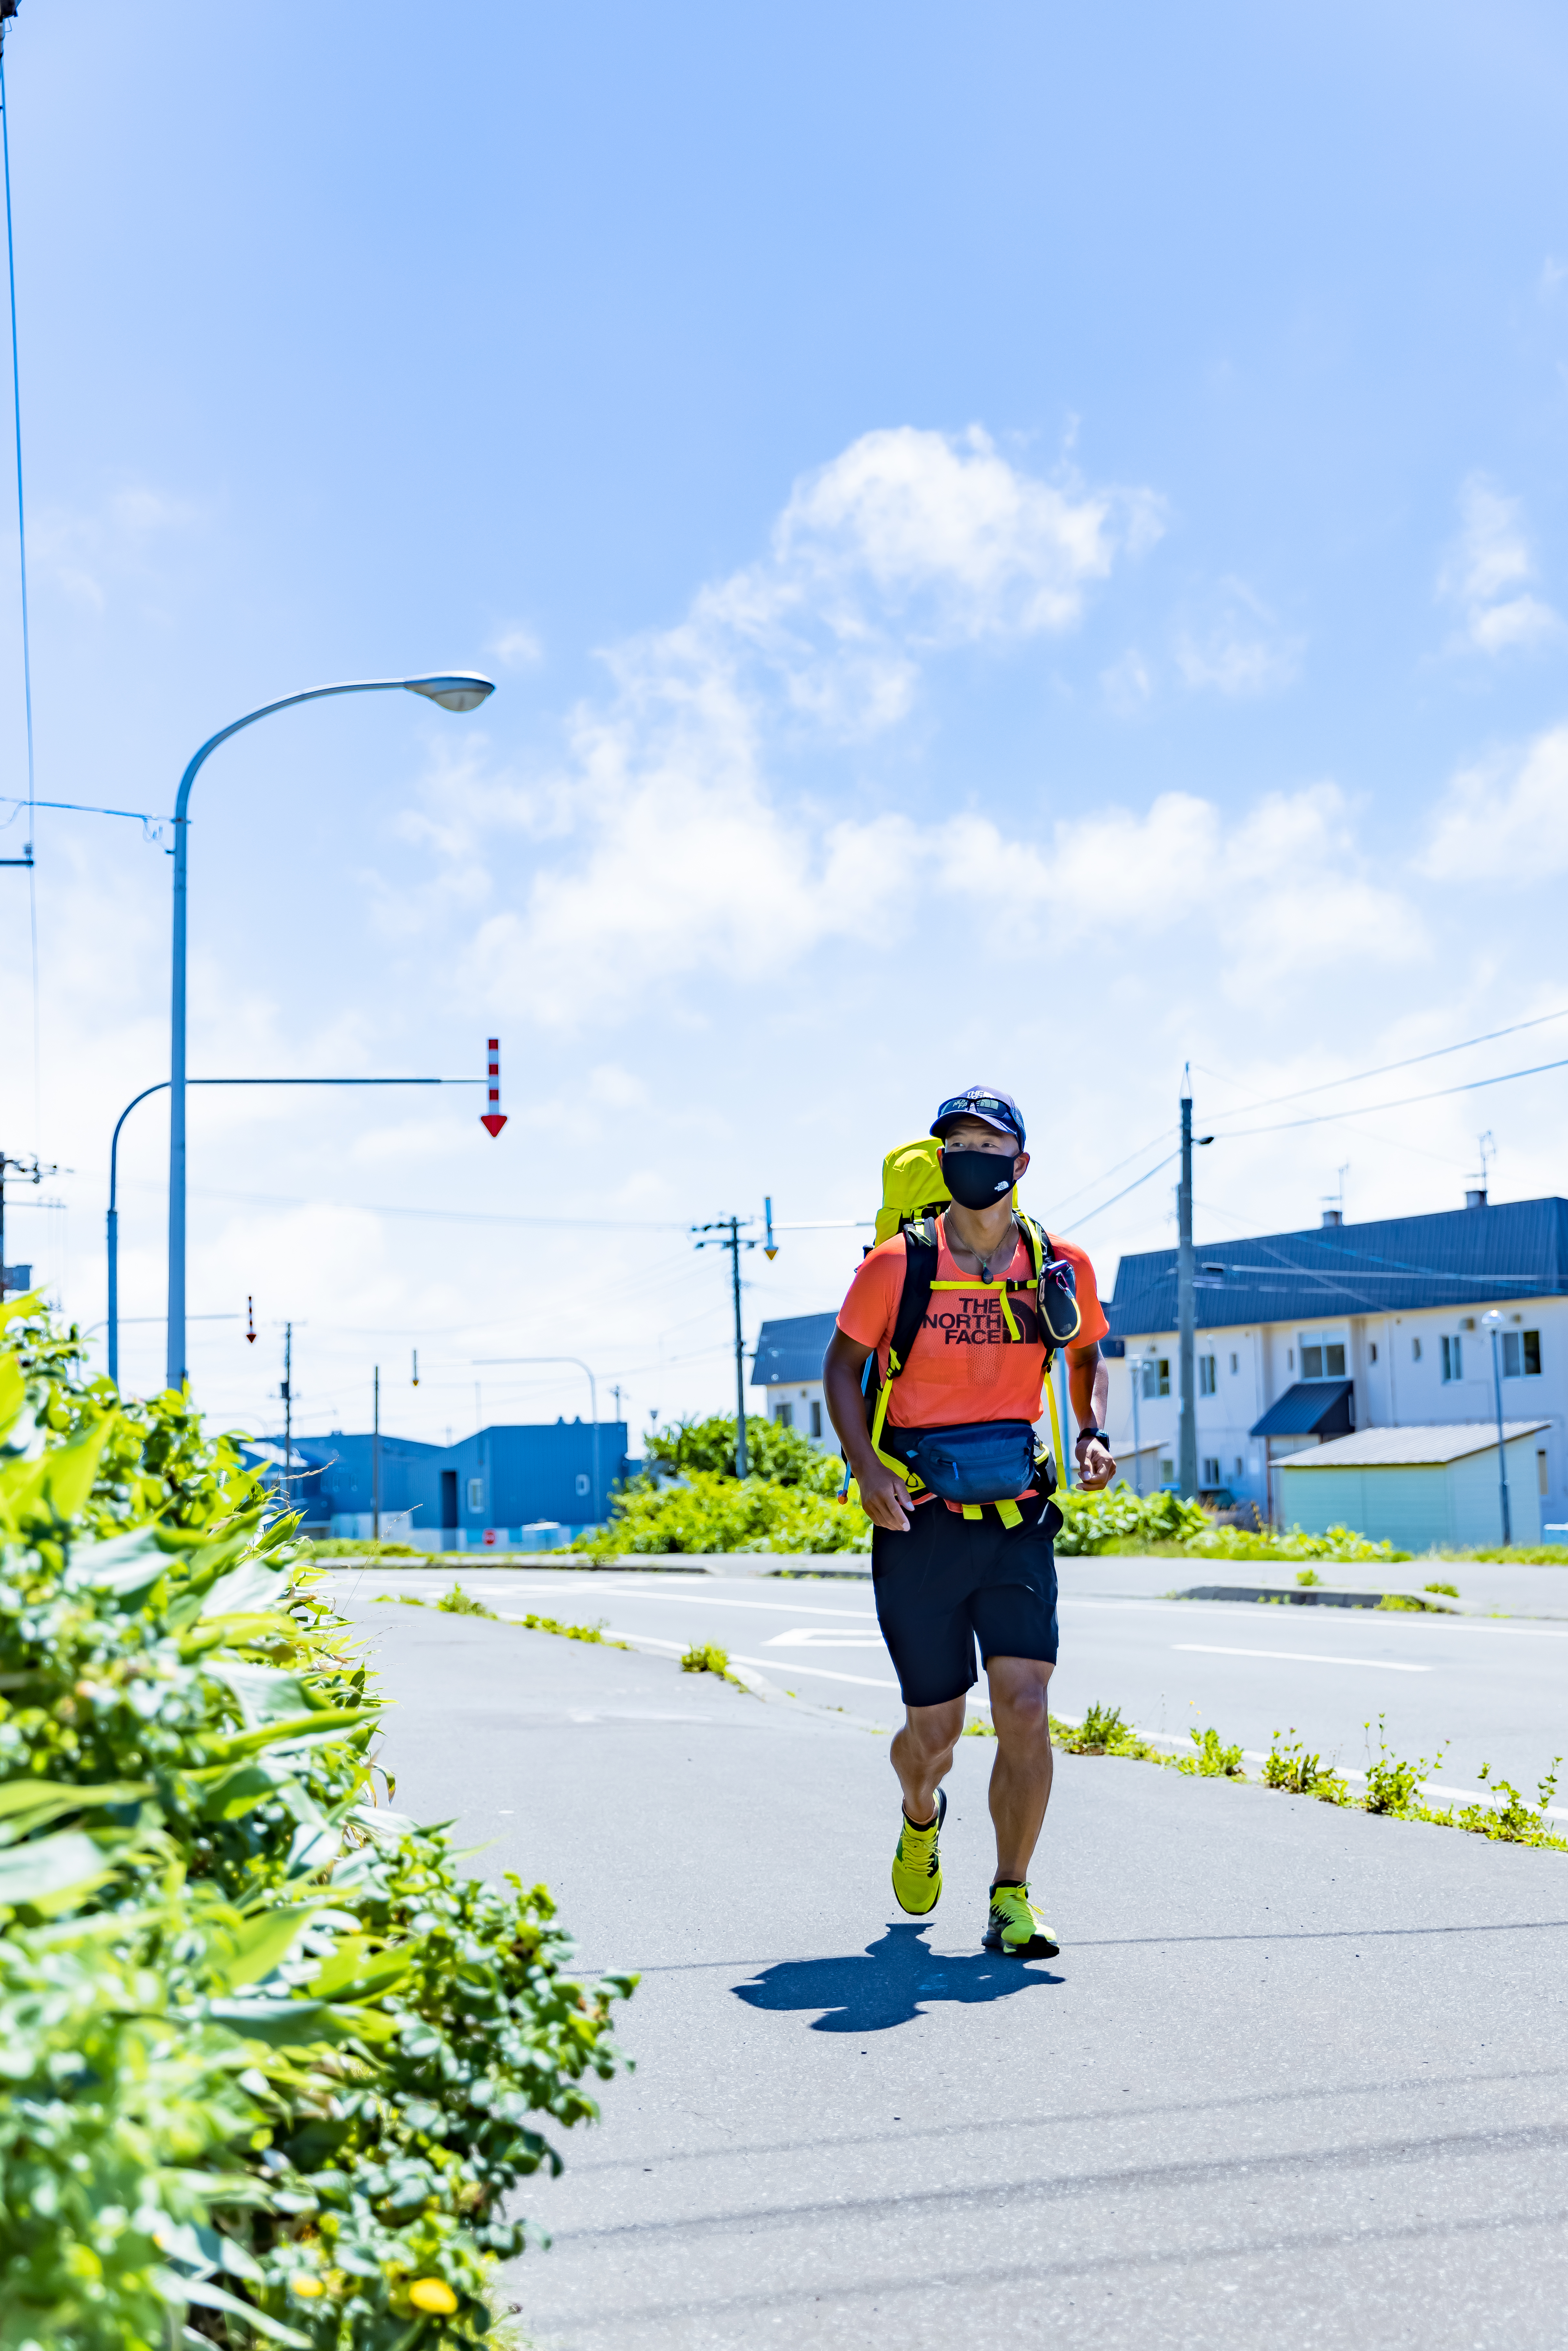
[980,1654,1061,1959]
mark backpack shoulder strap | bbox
[1015,1210,1047,1277]
[887,1215,940,1378]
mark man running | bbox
[823,1086,1114,1959]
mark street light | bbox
[1481,1310,1512,1548]
[166,675,495,1388]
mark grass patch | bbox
[1262,1730,1350,1801]
[681,1640,735,1676]
[516,1611,620,1645]
[1177,1725,1246,1778]
[1295,1567,1323,1587]
[1051,1700,1165,1761]
[438,1582,498,1616]
[1424,1580,1460,1598]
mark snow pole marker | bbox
[481,1036,507,1137]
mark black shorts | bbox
[871,1494,1060,1709]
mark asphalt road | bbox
[340,1592,1568,2351]
[331,1559,1568,1802]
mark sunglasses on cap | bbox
[931,1091,1026,1146]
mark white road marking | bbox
[729,1653,900,1691]
[1173,1644,1430,1673]
[763,1629,890,1650]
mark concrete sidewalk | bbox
[347,1597,1568,2351]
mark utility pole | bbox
[0,1148,53,1300]
[372,1365,381,1544]
[1130,1351,1143,1496]
[1177,1073,1198,1501]
[693,1215,759,1478]
[1482,1312,1512,1547]
[281,1322,293,1506]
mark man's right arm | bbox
[823,1328,913,1533]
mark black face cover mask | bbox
[941,1148,1017,1211]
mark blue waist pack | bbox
[878,1419,1046,1505]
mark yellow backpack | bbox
[873,1135,1019,1244]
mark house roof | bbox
[1105,1196,1568,1336]
[1250,1379,1355,1439]
[1277,1419,1551,1469]
[751,1312,837,1388]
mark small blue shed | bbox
[1276,1420,1549,1551]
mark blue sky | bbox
[3,0,1568,1446]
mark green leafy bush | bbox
[589,1466,870,1555]
[645,1414,842,1492]
[1054,1483,1410,1562]
[0,1293,633,2347]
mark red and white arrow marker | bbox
[481,1036,507,1137]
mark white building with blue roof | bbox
[1102,1189,1568,1536]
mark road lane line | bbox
[1173,1644,1430,1673]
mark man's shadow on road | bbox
[733,1922,1062,2034]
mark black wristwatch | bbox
[1075,1426,1108,1449]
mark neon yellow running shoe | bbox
[982,1881,1060,1959]
[891,1787,947,1916]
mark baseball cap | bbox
[930,1086,1026,1150]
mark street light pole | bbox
[1482,1310,1512,1547]
[166,673,495,1389]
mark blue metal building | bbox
[250,1419,630,1544]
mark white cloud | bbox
[1174,578,1302,697]
[1100,648,1153,714]
[1420,720,1568,881]
[384,425,1166,1014]
[488,624,543,669]
[371,424,1424,1031]
[36,483,207,613]
[1437,475,1562,654]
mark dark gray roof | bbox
[1106,1197,1568,1336]
[1250,1380,1355,1439]
[751,1312,837,1388]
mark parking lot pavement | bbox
[332,1563,1568,1797]
[343,1591,1568,2351]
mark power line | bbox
[1219,1052,1568,1138]
[1199,1003,1568,1124]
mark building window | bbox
[1288,1349,1294,1369]
[466,1477,483,1512]
[1369,1341,1378,1364]
[1201,1455,1221,1485]
[1300,1342,1347,1379]
[1502,1330,1542,1378]
[810,1400,823,1438]
[1539,1449,1550,1497]
[575,1472,590,1498]
[1412,1336,1422,1361]
[1229,1352,1239,1375]
[1233,1456,1244,1478]
[1199,1354,1216,1396]
[1142,1358,1171,1399]
[1441,1334,1463,1383]
[1158,1457,1174,1484]
[773,1402,794,1429]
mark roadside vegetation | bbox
[581,1417,1415,1564]
[0,1293,633,2347]
[1048,1692,1566,1850]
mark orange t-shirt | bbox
[835,1216,1109,1431]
